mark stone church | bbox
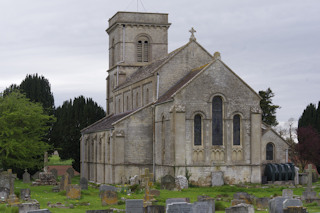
[80,11,289,185]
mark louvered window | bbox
[137,36,149,62]
[137,41,142,62]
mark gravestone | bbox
[166,202,193,213]
[233,192,254,204]
[80,177,88,190]
[294,167,299,185]
[86,210,114,213]
[44,152,48,172]
[0,187,10,200]
[18,200,40,213]
[33,154,57,186]
[225,203,254,213]
[32,171,40,180]
[269,197,287,213]
[256,197,270,209]
[145,205,165,213]
[7,169,19,205]
[130,175,139,185]
[175,175,188,190]
[23,169,31,183]
[283,199,302,209]
[59,173,71,191]
[282,189,294,198]
[99,185,117,197]
[231,199,246,206]
[50,169,58,180]
[283,206,307,213]
[192,201,213,213]
[20,188,31,201]
[160,175,175,190]
[101,190,118,205]
[301,164,317,200]
[66,184,81,199]
[27,209,51,213]
[125,199,144,213]
[141,168,154,207]
[197,196,215,213]
[166,198,190,209]
[211,171,224,186]
[66,167,75,178]
[298,173,308,185]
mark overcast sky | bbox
[1,0,320,127]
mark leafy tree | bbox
[293,126,320,171]
[0,91,55,175]
[259,88,280,126]
[50,96,105,172]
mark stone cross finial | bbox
[189,27,196,41]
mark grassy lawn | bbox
[48,155,73,166]
[1,177,319,212]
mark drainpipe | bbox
[156,73,160,99]
[152,105,155,181]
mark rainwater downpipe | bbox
[156,73,160,99]
[116,24,126,86]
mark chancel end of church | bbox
[80,11,289,185]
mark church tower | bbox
[106,12,171,68]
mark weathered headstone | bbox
[141,168,154,207]
[101,190,118,205]
[129,175,139,185]
[86,210,114,213]
[211,171,224,186]
[166,198,190,209]
[225,203,254,213]
[80,177,88,190]
[192,201,213,213]
[0,187,10,200]
[50,169,58,180]
[301,164,317,200]
[283,199,303,209]
[7,169,19,205]
[99,185,117,197]
[282,189,294,198]
[175,175,188,190]
[18,201,40,213]
[294,167,299,185]
[66,184,81,199]
[233,192,254,204]
[66,167,75,178]
[145,205,165,213]
[197,196,215,213]
[231,199,246,206]
[269,197,287,213]
[125,199,144,213]
[298,173,308,185]
[23,169,31,183]
[166,202,193,213]
[283,206,308,213]
[59,173,71,191]
[20,188,31,201]
[27,209,52,213]
[256,197,270,209]
[160,175,175,190]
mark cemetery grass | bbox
[1,177,320,212]
[48,155,73,166]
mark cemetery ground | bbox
[1,176,320,212]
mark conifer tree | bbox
[259,88,280,126]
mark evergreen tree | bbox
[3,84,19,96]
[259,88,280,126]
[50,96,105,172]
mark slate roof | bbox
[81,111,133,134]
[115,43,189,91]
[156,64,208,104]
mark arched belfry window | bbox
[233,114,241,145]
[212,96,223,145]
[266,143,274,160]
[194,114,202,146]
[137,36,149,62]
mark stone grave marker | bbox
[86,210,114,213]
[269,197,287,213]
[282,189,294,198]
[192,201,213,213]
[101,190,118,205]
[160,175,175,190]
[165,198,190,209]
[175,175,188,190]
[283,206,307,213]
[66,167,75,178]
[225,203,254,213]
[23,169,31,183]
[0,169,12,189]
[99,185,117,197]
[166,202,193,213]
[18,201,40,213]
[32,171,40,180]
[283,199,302,209]
[80,177,88,190]
[145,205,165,213]
[125,199,144,213]
[59,173,71,191]
[233,192,254,204]
[66,184,81,199]
[211,171,224,186]
[294,167,299,185]
[27,209,52,213]
[20,188,31,201]
[7,169,19,205]
[141,168,154,207]
[301,164,317,200]
[50,169,58,180]
[197,196,215,213]
[256,197,269,209]
[130,175,139,185]
[0,187,9,201]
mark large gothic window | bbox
[194,114,202,146]
[137,36,149,62]
[266,143,274,160]
[212,96,223,145]
[233,114,241,146]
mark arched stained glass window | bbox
[233,114,241,145]
[212,96,223,145]
[194,114,202,146]
[266,143,274,160]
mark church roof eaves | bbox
[261,122,289,146]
